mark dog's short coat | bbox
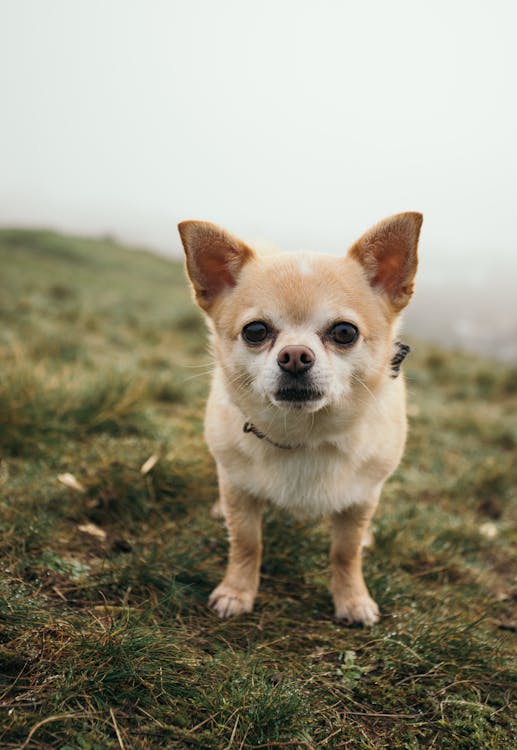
[179,213,422,624]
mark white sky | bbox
[1,0,516,276]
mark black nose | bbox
[277,345,315,374]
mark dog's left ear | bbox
[348,212,423,312]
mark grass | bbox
[0,228,515,749]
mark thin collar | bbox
[243,421,299,450]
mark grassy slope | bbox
[0,229,515,749]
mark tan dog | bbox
[178,213,422,625]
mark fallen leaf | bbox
[77,522,107,541]
[58,473,86,493]
[140,454,160,474]
[479,521,498,539]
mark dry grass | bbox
[0,229,515,748]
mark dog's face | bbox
[179,214,422,413]
[203,253,397,414]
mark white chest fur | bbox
[220,441,385,516]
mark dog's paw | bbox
[208,583,255,618]
[334,594,380,626]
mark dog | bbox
[178,212,422,625]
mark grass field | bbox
[0,229,515,749]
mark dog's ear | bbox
[178,221,255,311]
[348,212,423,312]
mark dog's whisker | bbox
[350,373,389,418]
[181,368,216,383]
[180,360,216,369]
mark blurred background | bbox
[2,0,516,359]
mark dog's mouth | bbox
[274,387,324,403]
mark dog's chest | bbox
[226,441,384,516]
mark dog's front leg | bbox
[330,502,379,625]
[209,472,263,618]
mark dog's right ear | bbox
[178,221,255,311]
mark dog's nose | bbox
[277,345,315,374]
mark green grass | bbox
[0,228,515,749]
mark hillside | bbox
[0,229,515,749]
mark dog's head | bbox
[179,214,422,414]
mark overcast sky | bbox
[1,1,516,280]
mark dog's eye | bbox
[329,322,359,346]
[242,321,269,344]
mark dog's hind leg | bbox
[210,499,225,519]
[361,526,374,550]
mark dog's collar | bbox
[390,341,410,377]
[243,421,299,450]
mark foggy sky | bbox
[1,0,516,278]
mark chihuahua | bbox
[178,212,422,625]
